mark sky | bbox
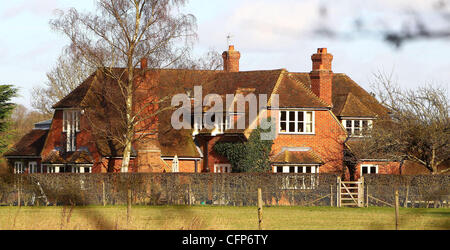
[0,0,449,110]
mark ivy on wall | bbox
[214,118,274,172]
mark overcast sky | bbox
[0,0,449,110]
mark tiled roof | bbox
[271,148,323,165]
[50,67,390,159]
[274,73,330,108]
[4,129,48,157]
[67,150,94,164]
[339,92,377,117]
[345,139,395,160]
[42,150,66,164]
[52,72,97,109]
[332,74,390,118]
[401,160,450,175]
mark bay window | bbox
[279,111,314,134]
[273,165,319,189]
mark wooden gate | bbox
[337,177,364,207]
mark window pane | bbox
[289,122,295,132]
[280,122,287,132]
[297,166,304,173]
[280,111,286,121]
[305,122,312,133]
[362,120,368,128]
[289,167,295,173]
[362,167,368,174]
[277,166,283,173]
[305,112,313,122]
[305,167,311,173]
[370,166,377,174]
[298,112,304,122]
[354,120,360,127]
[289,111,295,121]
[346,120,352,128]
[297,122,304,132]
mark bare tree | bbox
[354,72,450,174]
[31,50,93,116]
[10,104,49,140]
[50,0,197,171]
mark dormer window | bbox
[342,119,372,137]
[63,110,81,152]
[63,110,81,133]
[192,113,231,135]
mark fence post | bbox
[366,184,369,208]
[395,187,400,230]
[127,185,131,224]
[337,176,341,207]
[359,176,364,207]
[102,180,106,206]
[403,184,409,208]
[17,176,21,207]
[257,188,263,230]
[330,184,334,207]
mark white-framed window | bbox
[46,165,63,173]
[361,164,378,174]
[14,162,24,174]
[70,165,90,173]
[342,119,372,137]
[273,165,319,174]
[279,111,314,134]
[63,110,81,152]
[192,113,232,135]
[28,162,38,173]
[273,165,320,189]
[62,110,81,132]
[214,164,232,173]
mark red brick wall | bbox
[41,110,138,173]
[196,110,347,175]
[354,161,400,180]
[270,109,346,175]
[162,159,198,173]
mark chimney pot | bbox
[318,48,327,54]
[222,45,241,72]
[141,58,148,69]
[310,48,333,106]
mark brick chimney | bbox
[140,57,148,69]
[222,45,241,72]
[309,48,333,106]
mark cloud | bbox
[196,0,324,52]
[1,0,59,20]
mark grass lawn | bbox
[0,205,448,230]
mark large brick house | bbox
[4,46,401,179]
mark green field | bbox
[0,206,448,230]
